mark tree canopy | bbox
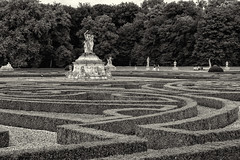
[0,0,239,67]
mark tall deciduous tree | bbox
[116,12,147,66]
[0,0,72,67]
[138,1,199,66]
[193,3,240,66]
[77,15,118,62]
[112,2,140,28]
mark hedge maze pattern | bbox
[0,75,239,159]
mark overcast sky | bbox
[39,0,179,7]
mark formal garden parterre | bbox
[0,69,239,159]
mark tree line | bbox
[0,0,239,68]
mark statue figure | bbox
[157,65,160,71]
[208,58,212,68]
[0,62,14,71]
[147,57,150,67]
[80,66,86,76]
[146,57,150,70]
[107,56,112,65]
[172,60,178,71]
[69,65,73,72]
[174,61,177,67]
[225,61,230,71]
[84,30,94,53]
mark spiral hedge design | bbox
[0,75,239,159]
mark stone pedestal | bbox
[225,67,230,71]
[67,53,110,80]
[172,67,179,71]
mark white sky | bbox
[39,0,179,7]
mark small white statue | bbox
[174,61,177,67]
[172,60,178,71]
[107,56,112,65]
[208,58,212,68]
[134,66,137,70]
[0,62,14,71]
[147,57,150,67]
[106,56,116,71]
[225,61,230,71]
[146,57,150,70]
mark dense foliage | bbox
[0,0,239,67]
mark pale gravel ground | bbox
[0,125,59,151]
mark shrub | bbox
[0,129,9,148]
[208,65,224,72]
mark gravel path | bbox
[0,125,59,151]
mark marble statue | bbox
[107,56,112,65]
[0,62,14,71]
[208,58,212,68]
[84,30,94,53]
[146,57,150,70]
[225,61,230,71]
[147,57,150,67]
[106,56,116,71]
[172,60,179,71]
[67,31,110,80]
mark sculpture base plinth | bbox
[225,67,230,71]
[67,53,111,80]
[105,64,116,71]
[172,67,179,71]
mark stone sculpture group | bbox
[0,62,14,71]
[66,31,111,80]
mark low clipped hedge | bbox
[0,125,147,160]
[0,98,195,132]
[0,137,146,159]
[0,109,85,131]
[112,71,219,79]
[1,91,89,100]
[200,92,240,101]
[208,65,224,72]
[104,139,240,160]
[0,73,64,77]
[79,96,197,135]
[0,128,9,148]
[0,94,187,131]
[0,98,174,114]
[0,91,181,115]
[57,124,147,146]
[136,96,239,149]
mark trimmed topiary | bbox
[208,65,224,72]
